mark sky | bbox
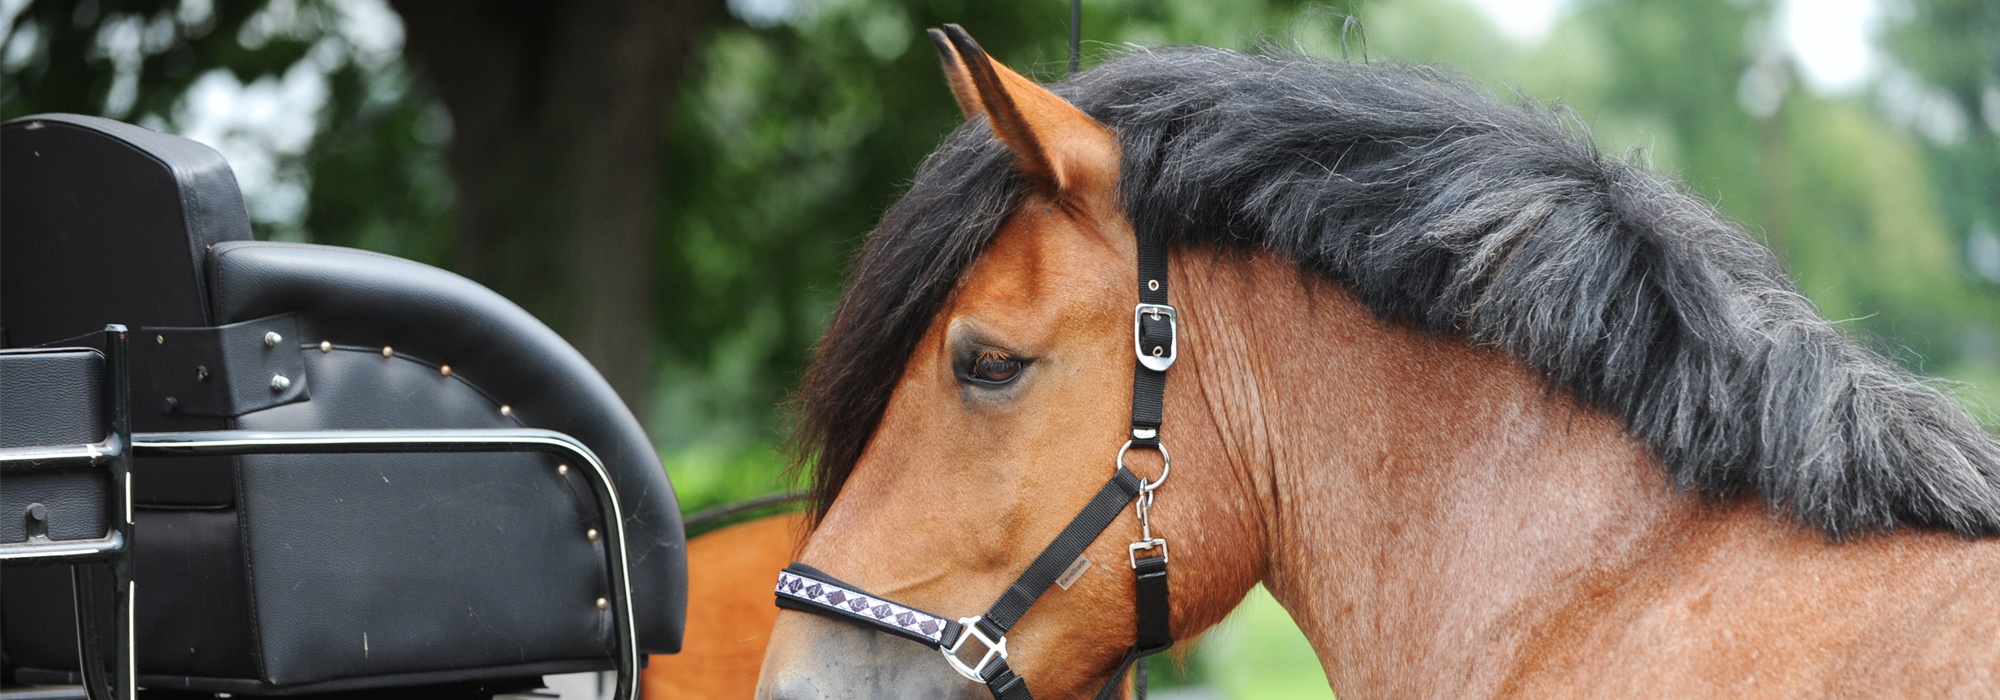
[1463,0,1885,93]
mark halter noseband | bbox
[775,224,1177,699]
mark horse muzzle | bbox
[757,611,989,700]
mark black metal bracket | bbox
[140,312,307,417]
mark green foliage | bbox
[3,0,452,247]
[2,0,312,121]
[292,56,452,265]
[1196,586,1337,699]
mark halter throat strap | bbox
[773,224,1176,699]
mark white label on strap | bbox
[1056,555,1092,590]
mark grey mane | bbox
[795,46,2000,538]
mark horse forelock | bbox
[794,46,2000,538]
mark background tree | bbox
[388,0,721,414]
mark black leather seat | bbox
[1,114,685,697]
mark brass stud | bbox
[439,365,452,377]
[587,528,600,542]
[319,340,332,353]
[155,335,164,345]
[595,598,608,611]
[381,346,394,358]
[499,405,512,417]
[195,365,209,381]
[557,464,570,476]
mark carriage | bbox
[0,113,687,700]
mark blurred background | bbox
[2,0,1994,697]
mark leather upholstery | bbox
[0,347,110,543]
[207,241,687,658]
[0,347,106,448]
[233,350,612,686]
[2,113,249,507]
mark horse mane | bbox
[791,46,2000,538]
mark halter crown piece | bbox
[772,131,1178,700]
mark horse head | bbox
[756,26,1259,699]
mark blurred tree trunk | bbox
[390,0,720,416]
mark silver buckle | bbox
[1134,304,1177,372]
[1129,538,1169,568]
[941,615,1008,683]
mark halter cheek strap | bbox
[776,224,1176,699]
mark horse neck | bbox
[1176,249,1706,696]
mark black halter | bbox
[775,224,1176,699]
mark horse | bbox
[646,510,808,699]
[756,26,2000,699]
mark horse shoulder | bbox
[1518,508,2000,698]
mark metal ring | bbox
[1116,440,1171,492]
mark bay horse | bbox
[646,511,807,700]
[759,26,2000,699]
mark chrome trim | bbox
[131,429,640,700]
[0,532,124,562]
[0,433,122,471]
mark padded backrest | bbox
[0,114,251,344]
[0,346,109,543]
[1,114,250,505]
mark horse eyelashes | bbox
[965,349,1024,385]
[971,353,1023,384]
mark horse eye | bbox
[969,355,1023,385]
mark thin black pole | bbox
[1069,0,1081,75]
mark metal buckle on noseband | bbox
[941,616,1009,683]
[1134,304,1177,372]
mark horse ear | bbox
[935,24,1118,199]
[927,28,984,119]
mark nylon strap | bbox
[1132,555,1171,654]
[1130,224,1170,447]
[983,467,1144,634]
